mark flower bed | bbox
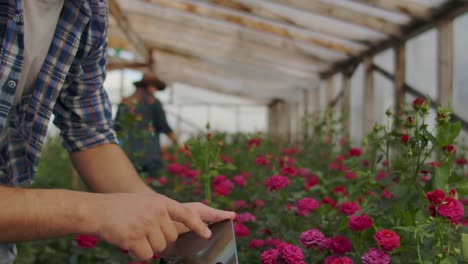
[17,99,468,264]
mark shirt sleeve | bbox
[53,16,117,152]
[153,100,173,135]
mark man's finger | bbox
[186,202,236,223]
[129,238,154,261]
[163,197,211,239]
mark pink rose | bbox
[304,175,319,191]
[437,197,465,224]
[255,155,270,166]
[261,248,279,264]
[345,171,357,180]
[249,239,265,249]
[333,186,348,196]
[426,189,446,205]
[265,175,290,191]
[339,201,361,215]
[280,166,297,177]
[282,147,299,156]
[279,156,296,168]
[374,230,400,252]
[361,248,391,264]
[329,257,354,264]
[157,177,167,186]
[234,223,250,238]
[329,236,352,255]
[265,237,282,247]
[233,200,248,210]
[296,198,320,216]
[348,214,373,232]
[235,212,256,223]
[299,229,327,250]
[233,175,247,187]
[213,179,234,196]
[76,235,98,249]
[277,242,306,264]
[252,199,266,209]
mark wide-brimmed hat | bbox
[133,72,167,91]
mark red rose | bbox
[296,198,320,216]
[401,134,410,144]
[234,223,250,238]
[426,189,446,205]
[348,148,362,157]
[76,235,98,249]
[412,98,426,110]
[437,197,465,224]
[322,197,337,208]
[265,175,290,191]
[339,201,361,215]
[329,236,353,255]
[246,138,262,150]
[374,230,400,252]
[252,199,265,209]
[442,145,456,154]
[348,214,373,232]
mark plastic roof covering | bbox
[107,0,458,103]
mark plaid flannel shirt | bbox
[0,0,117,186]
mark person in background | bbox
[115,73,178,178]
[0,1,235,263]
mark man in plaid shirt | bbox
[0,0,235,263]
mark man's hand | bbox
[174,202,236,235]
[89,193,234,261]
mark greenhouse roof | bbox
[107,0,468,102]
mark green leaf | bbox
[422,129,438,146]
[462,233,468,261]
[434,163,450,191]
[440,255,458,264]
[437,122,462,146]
[394,226,417,233]
[457,181,468,195]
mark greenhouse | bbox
[2,0,468,263]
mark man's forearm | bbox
[0,186,96,243]
[70,143,152,193]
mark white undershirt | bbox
[14,0,65,105]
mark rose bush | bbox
[15,99,468,264]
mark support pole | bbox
[437,19,454,108]
[342,73,352,142]
[394,42,407,127]
[363,57,375,134]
